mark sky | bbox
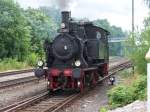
[16,0,149,31]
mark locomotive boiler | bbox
[35,11,110,93]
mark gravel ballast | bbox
[0,80,47,108]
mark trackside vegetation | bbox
[107,27,149,108]
[100,70,147,112]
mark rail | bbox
[0,69,33,77]
[0,76,38,89]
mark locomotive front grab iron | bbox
[35,11,110,93]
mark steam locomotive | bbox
[35,11,110,93]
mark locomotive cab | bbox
[85,24,109,66]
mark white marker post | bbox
[145,48,150,112]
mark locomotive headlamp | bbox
[37,60,43,67]
[61,23,65,29]
[47,81,50,85]
[75,60,81,67]
[77,81,80,86]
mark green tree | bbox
[126,29,149,74]
[0,0,31,60]
[143,0,150,27]
[93,19,125,37]
[40,7,61,25]
[111,25,125,37]
[144,16,150,27]
[24,8,57,55]
[93,19,111,31]
[135,17,150,72]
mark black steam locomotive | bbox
[35,11,110,93]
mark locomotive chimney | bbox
[61,11,71,31]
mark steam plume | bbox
[56,0,71,10]
[52,0,76,11]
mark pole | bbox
[132,0,134,34]
[146,48,150,112]
[148,63,150,112]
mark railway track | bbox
[0,76,39,89]
[0,69,33,77]
[0,91,80,112]
[100,60,133,82]
[0,69,39,89]
[109,60,133,74]
[0,60,133,112]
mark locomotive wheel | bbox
[92,73,97,86]
[79,72,85,93]
[80,80,84,93]
[90,72,97,88]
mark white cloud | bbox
[16,0,149,31]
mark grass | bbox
[0,53,40,72]
[118,70,138,86]
[0,58,31,72]
[99,107,108,112]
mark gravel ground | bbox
[0,79,47,109]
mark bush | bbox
[107,75,147,108]
[132,75,147,100]
[108,85,133,108]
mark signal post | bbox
[145,48,150,112]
